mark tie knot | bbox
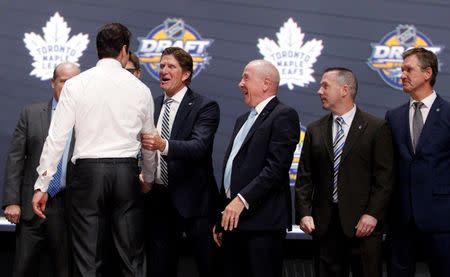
[250,108,258,117]
[413,101,424,110]
[164,98,174,106]
[336,116,344,126]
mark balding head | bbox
[51,62,80,101]
[239,60,280,107]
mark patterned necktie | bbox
[223,108,258,196]
[412,101,424,152]
[332,116,345,203]
[160,98,173,186]
[47,159,63,197]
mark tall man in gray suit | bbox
[3,62,80,277]
[296,67,394,277]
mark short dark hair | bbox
[96,23,131,59]
[323,67,358,99]
[128,52,140,71]
[161,47,193,85]
[402,47,438,87]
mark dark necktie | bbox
[412,101,424,152]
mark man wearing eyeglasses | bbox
[126,52,141,78]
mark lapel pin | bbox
[358,125,362,130]
[436,108,440,112]
[188,102,193,106]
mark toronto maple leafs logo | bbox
[23,12,89,81]
[258,18,323,90]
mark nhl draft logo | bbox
[258,18,323,90]
[137,18,213,81]
[23,12,89,81]
[367,25,443,90]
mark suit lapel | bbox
[321,114,334,162]
[171,89,195,139]
[40,101,52,142]
[241,97,279,147]
[154,96,164,123]
[340,109,367,163]
[415,95,443,154]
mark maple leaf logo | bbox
[258,18,323,90]
[23,12,89,80]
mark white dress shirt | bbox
[154,86,187,184]
[332,104,357,144]
[408,91,437,139]
[35,58,156,192]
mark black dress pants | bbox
[313,204,383,277]
[13,190,70,277]
[144,184,217,277]
[69,158,145,277]
[221,229,286,277]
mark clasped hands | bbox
[213,196,245,247]
[141,131,165,152]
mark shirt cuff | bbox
[161,139,169,155]
[237,193,249,210]
[34,174,51,192]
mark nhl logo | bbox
[164,18,185,40]
[396,25,416,48]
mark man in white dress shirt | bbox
[31,23,156,277]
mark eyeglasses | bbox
[126,68,137,74]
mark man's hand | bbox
[299,216,315,234]
[212,225,223,247]
[4,204,21,224]
[139,173,152,193]
[141,132,166,152]
[355,214,377,237]
[221,196,245,231]
[31,190,48,219]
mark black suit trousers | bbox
[69,158,146,277]
[313,205,382,277]
[221,229,285,277]
[13,190,70,277]
[144,184,217,277]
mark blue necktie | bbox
[223,109,258,196]
[332,117,345,203]
[47,159,63,197]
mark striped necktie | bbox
[160,98,173,186]
[332,116,345,203]
[47,159,63,197]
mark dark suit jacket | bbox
[221,97,299,231]
[296,108,394,237]
[154,88,220,218]
[3,101,74,221]
[385,94,450,232]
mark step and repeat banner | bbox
[0,0,449,206]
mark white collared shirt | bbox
[35,58,156,192]
[332,104,357,144]
[409,91,437,139]
[155,86,188,184]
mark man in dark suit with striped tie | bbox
[141,47,220,277]
[295,67,394,277]
[3,62,80,277]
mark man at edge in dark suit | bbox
[141,47,220,277]
[385,47,450,277]
[213,59,300,277]
[3,62,80,277]
[295,67,394,277]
